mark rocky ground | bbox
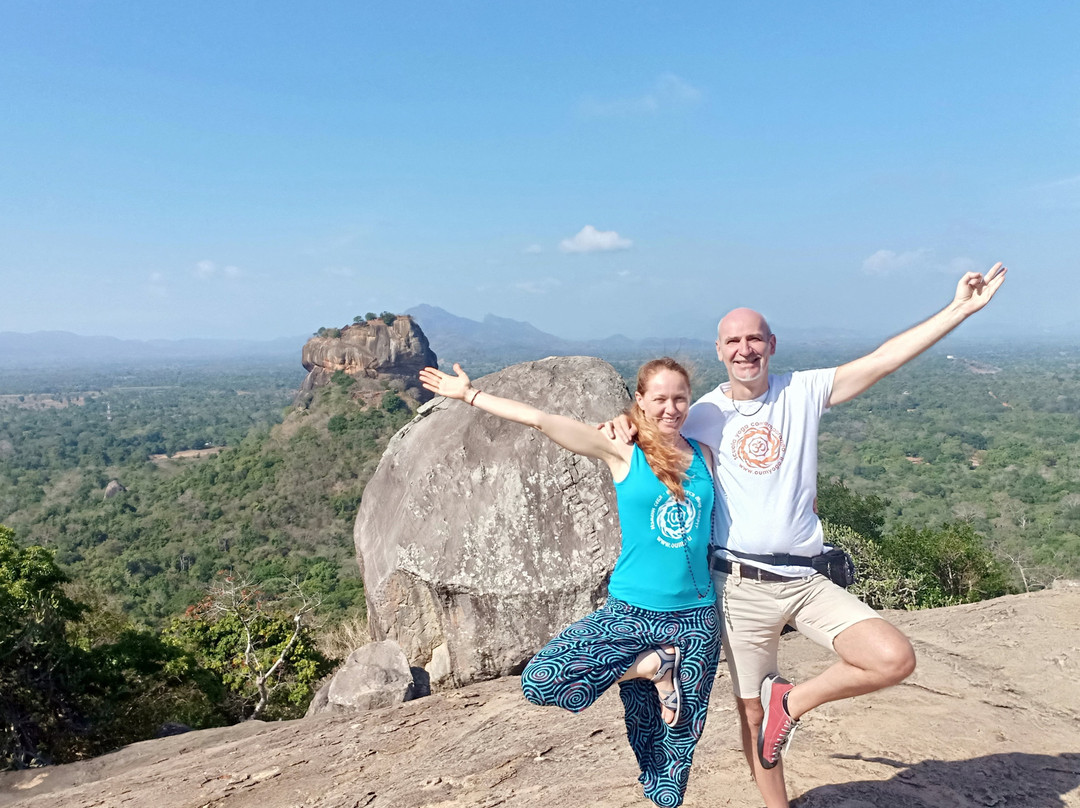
[2,589,1078,808]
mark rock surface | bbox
[306,640,417,717]
[3,590,1077,808]
[354,356,631,688]
[299,316,437,405]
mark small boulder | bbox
[103,480,127,500]
[156,722,191,738]
[306,640,416,716]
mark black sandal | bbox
[650,646,682,726]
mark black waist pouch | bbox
[811,546,857,588]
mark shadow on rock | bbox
[410,666,431,698]
[792,752,1080,808]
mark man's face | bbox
[715,309,776,385]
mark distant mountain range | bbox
[0,313,719,370]
[0,331,305,368]
[404,304,714,363]
[3,309,1069,370]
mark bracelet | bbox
[465,388,481,406]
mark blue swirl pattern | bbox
[521,597,720,807]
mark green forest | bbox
[817,345,1079,587]
[0,358,412,767]
[1,339,1077,769]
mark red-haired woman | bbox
[419,358,719,808]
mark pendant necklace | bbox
[730,380,769,417]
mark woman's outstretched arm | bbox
[419,363,630,473]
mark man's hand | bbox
[596,413,636,444]
[953,262,1007,316]
[830,261,1009,406]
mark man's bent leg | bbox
[736,696,790,808]
[786,614,915,720]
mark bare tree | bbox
[952,502,985,524]
[201,574,322,720]
[998,547,1033,593]
[1060,492,1080,511]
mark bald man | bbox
[615,264,1007,808]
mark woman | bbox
[419,357,719,808]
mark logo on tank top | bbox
[731,421,786,475]
[650,491,703,548]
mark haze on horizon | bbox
[2,4,1077,345]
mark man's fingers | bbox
[958,271,983,296]
[984,262,1005,282]
[982,267,1007,299]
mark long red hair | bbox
[626,357,693,500]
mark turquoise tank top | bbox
[608,440,716,610]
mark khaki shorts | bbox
[713,569,881,698]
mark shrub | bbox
[0,526,221,769]
[878,522,1014,606]
[0,525,88,767]
[817,476,887,541]
[381,391,408,413]
[330,371,354,390]
[821,520,929,610]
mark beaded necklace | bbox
[671,438,715,600]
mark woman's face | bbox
[635,369,691,437]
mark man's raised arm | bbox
[828,262,1007,407]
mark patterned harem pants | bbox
[520,597,720,807]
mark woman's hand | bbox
[419,363,473,401]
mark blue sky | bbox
[2,2,1077,344]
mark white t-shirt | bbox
[682,369,836,577]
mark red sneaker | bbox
[758,674,798,769]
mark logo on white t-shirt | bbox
[650,492,702,548]
[731,421,786,475]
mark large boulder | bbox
[354,356,630,689]
[299,316,437,405]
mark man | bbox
[612,263,1007,807]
